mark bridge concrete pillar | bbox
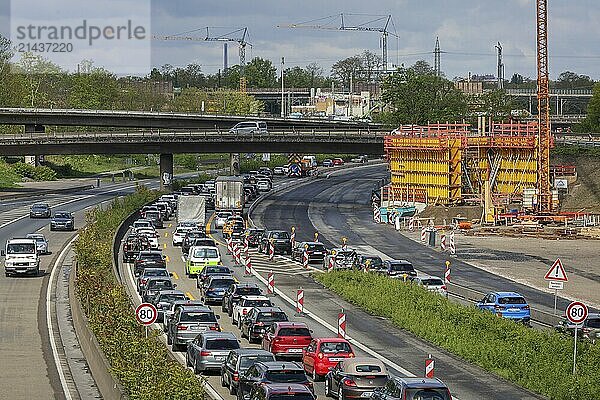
[230,153,240,176]
[24,124,45,167]
[159,153,174,192]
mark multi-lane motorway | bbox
[117,166,552,400]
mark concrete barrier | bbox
[69,263,128,400]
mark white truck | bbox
[215,176,245,214]
[2,238,40,276]
[177,195,206,228]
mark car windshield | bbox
[192,248,218,258]
[405,388,451,400]
[181,312,216,323]
[194,240,216,247]
[272,232,290,239]
[257,312,288,323]
[307,244,325,251]
[389,263,413,271]
[210,279,235,289]
[7,243,36,254]
[270,395,313,400]
[54,213,70,219]
[278,328,311,337]
[144,270,168,278]
[421,278,444,286]
[205,266,230,274]
[148,280,172,289]
[498,297,527,305]
[587,318,600,328]
[265,370,306,383]
[187,232,206,239]
[217,213,231,218]
[140,253,163,261]
[355,364,382,373]
[239,354,276,368]
[32,204,48,210]
[320,342,352,354]
[145,211,160,219]
[237,287,262,296]
[205,338,240,350]
[160,293,186,303]
[243,299,272,308]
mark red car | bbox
[333,158,344,166]
[262,322,312,359]
[302,337,354,381]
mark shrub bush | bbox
[74,186,205,399]
[11,162,57,181]
[315,271,600,400]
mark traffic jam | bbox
[119,167,596,400]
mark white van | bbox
[2,238,40,276]
[229,121,268,135]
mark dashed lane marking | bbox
[164,232,168,238]
[163,243,167,249]
[172,271,179,280]
[185,291,196,300]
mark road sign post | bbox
[566,301,588,375]
[135,303,157,335]
[338,310,346,339]
[296,288,304,315]
[545,258,568,315]
[425,354,434,378]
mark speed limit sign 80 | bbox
[566,301,588,325]
[136,303,158,326]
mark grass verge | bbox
[74,186,205,399]
[315,271,600,400]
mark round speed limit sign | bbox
[566,301,588,325]
[136,303,158,326]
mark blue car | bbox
[476,291,531,324]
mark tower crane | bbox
[278,13,397,72]
[536,0,551,212]
[153,27,250,91]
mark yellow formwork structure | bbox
[385,122,540,205]
[386,136,463,204]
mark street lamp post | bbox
[281,57,285,118]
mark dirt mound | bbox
[419,205,483,224]
[553,155,600,213]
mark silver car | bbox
[168,305,221,351]
[186,331,240,373]
[228,121,268,135]
[26,233,49,255]
[150,290,187,323]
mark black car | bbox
[182,230,207,256]
[245,228,265,248]
[237,361,313,400]
[240,307,288,343]
[29,203,51,218]
[137,267,172,293]
[222,282,264,315]
[371,377,452,400]
[144,210,163,229]
[134,250,166,276]
[354,255,384,272]
[196,265,233,288]
[50,211,75,231]
[200,275,237,305]
[291,242,327,263]
[122,234,151,263]
[258,231,292,255]
[249,383,315,400]
[383,259,417,279]
[221,349,276,395]
[150,289,187,323]
[141,277,176,303]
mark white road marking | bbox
[47,235,79,400]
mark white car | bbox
[172,226,194,246]
[232,295,273,326]
[414,276,447,296]
[273,166,285,175]
[214,212,233,229]
[132,219,153,231]
[256,179,271,192]
[136,228,159,249]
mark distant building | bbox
[455,80,483,95]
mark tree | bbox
[378,61,468,126]
[474,89,514,119]
[555,71,595,89]
[243,57,277,88]
[359,50,382,82]
[510,73,525,85]
[283,66,312,88]
[68,69,119,109]
[576,83,600,132]
[331,56,363,88]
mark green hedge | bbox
[11,161,57,181]
[315,271,600,400]
[74,186,206,399]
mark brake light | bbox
[200,351,211,356]
[233,372,239,381]
[317,352,324,359]
[243,309,248,315]
[342,378,356,387]
[523,305,530,310]
[210,324,221,331]
[441,285,447,290]
[177,325,188,330]
[348,353,355,358]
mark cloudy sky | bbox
[2,0,599,80]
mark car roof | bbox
[300,241,323,246]
[140,250,162,254]
[315,337,350,343]
[387,259,412,264]
[231,348,274,356]
[157,290,185,296]
[141,267,168,273]
[392,377,448,389]
[235,282,260,288]
[190,245,219,250]
[493,292,524,297]
[201,331,237,339]
[341,357,387,374]
[264,383,312,395]
[241,295,269,301]
[274,322,309,329]
[180,305,212,312]
[172,300,204,307]
[257,361,303,370]
[207,275,235,281]
[255,307,284,313]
